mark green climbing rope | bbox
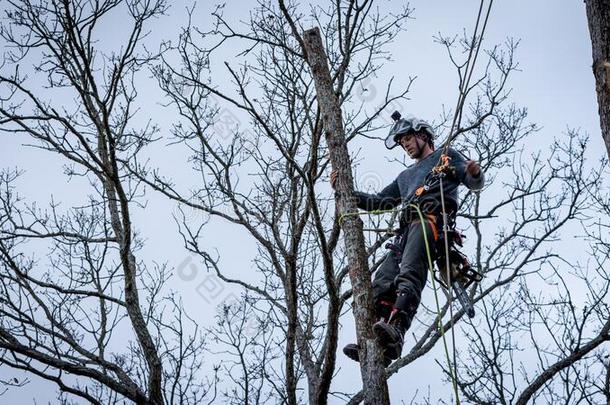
[338,207,402,227]
[409,203,461,405]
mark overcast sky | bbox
[0,0,604,403]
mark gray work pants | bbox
[372,216,439,314]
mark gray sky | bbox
[0,0,604,403]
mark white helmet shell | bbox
[385,115,435,150]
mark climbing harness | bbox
[414,153,455,199]
[408,152,483,318]
[343,193,483,319]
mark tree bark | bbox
[585,0,610,160]
[301,27,390,405]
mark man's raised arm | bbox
[448,149,485,191]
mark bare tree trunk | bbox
[285,260,299,405]
[301,27,390,405]
[585,0,610,159]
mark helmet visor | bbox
[385,133,399,149]
[385,119,413,149]
[384,117,435,150]
[385,131,413,149]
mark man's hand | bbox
[330,170,338,189]
[466,160,481,178]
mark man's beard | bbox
[410,139,425,159]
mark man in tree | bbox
[332,114,484,364]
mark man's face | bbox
[398,131,425,159]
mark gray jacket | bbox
[355,147,485,212]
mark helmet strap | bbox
[413,134,426,159]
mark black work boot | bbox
[372,292,416,359]
[372,309,413,360]
[342,343,392,367]
[343,299,395,365]
[342,343,360,362]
